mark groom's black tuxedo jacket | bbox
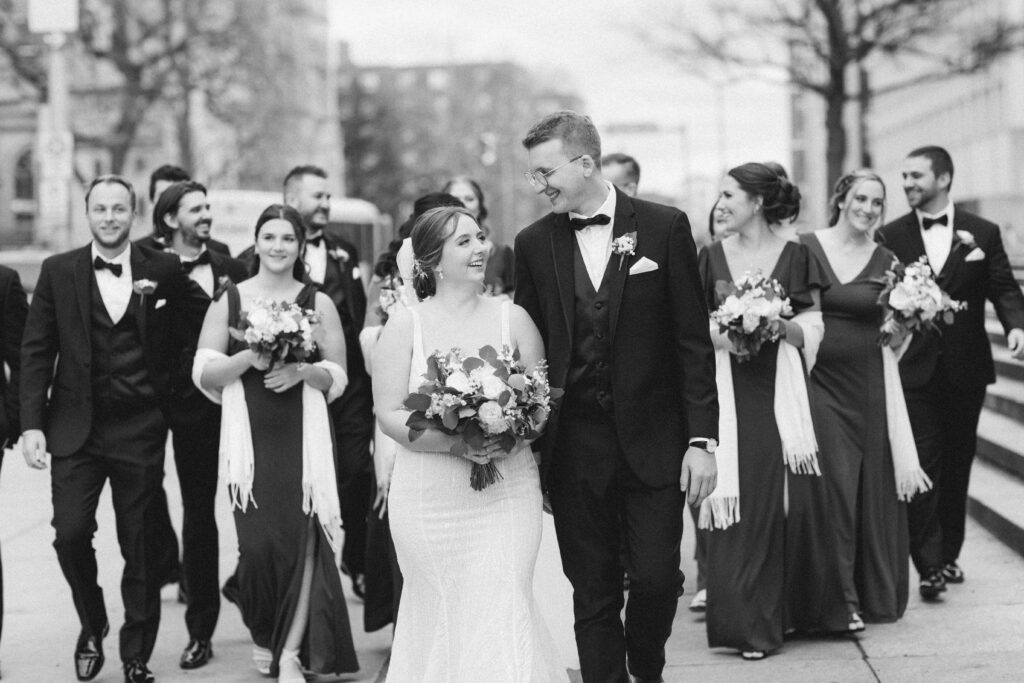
[515,189,718,489]
[20,244,209,457]
[876,207,1024,390]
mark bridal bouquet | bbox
[229,298,323,368]
[877,256,966,346]
[711,271,793,362]
[404,345,563,490]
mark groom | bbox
[514,111,718,683]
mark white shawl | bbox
[192,348,348,551]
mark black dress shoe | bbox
[919,568,947,600]
[941,561,965,584]
[123,658,154,683]
[180,638,213,669]
[75,622,109,682]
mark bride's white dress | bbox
[386,301,566,683]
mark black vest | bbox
[563,240,615,417]
[90,275,156,416]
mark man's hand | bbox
[1008,328,1024,361]
[680,446,717,507]
[21,429,48,470]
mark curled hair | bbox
[442,176,488,224]
[727,162,801,225]
[828,169,886,227]
[251,204,308,281]
[410,205,476,300]
[152,180,207,241]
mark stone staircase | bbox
[968,268,1024,558]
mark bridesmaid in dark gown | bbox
[699,163,827,659]
[801,170,911,626]
[195,205,358,681]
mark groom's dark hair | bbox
[522,110,602,164]
[907,145,954,190]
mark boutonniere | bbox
[328,247,350,262]
[612,232,637,270]
[955,230,976,249]
[133,278,158,305]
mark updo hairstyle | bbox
[410,205,477,300]
[827,169,886,227]
[727,162,802,225]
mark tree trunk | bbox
[858,66,872,168]
[824,64,848,195]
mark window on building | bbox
[359,72,381,93]
[427,69,450,90]
[14,149,33,200]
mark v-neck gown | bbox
[697,240,828,652]
[226,283,358,676]
[802,233,910,622]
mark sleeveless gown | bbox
[698,240,835,652]
[802,233,910,622]
[226,283,359,676]
[386,301,565,682]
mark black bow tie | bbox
[307,233,324,247]
[181,250,211,274]
[921,214,948,230]
[570,214,611,230]
[93,256,123,277]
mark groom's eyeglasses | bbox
[523,155,584,189]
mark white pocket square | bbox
[629,257,659,275]
[965,247,985,262]
[154,299,167,309]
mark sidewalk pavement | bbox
[2,443,1022,682]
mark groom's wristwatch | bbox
[690,438,718,454]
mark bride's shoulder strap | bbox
[500,299,512,348]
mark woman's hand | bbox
[264,362,306,393]
[460,435,511,465]
[248,349,271,371]
[373,442,397,519]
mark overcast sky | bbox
[330,0,790,189]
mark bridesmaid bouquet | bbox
[711,271,793,362]
[229,298,323,368]
[404,345,563,490]
[376,274,409,325]
[877,256,966,346]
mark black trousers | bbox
[51,406,166,663]
[331,374,374,578]
[147,429,182,588]
[551,415,684,683]
[169,414,221,640]
[903,372,987,575]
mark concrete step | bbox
[976,408,1024,481]
[993,343,1024,382]
[967,457,1024,558]
[983,374,1024,422]
[987,316,1008,347]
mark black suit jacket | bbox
[514,189,719,488]
[20,244,210,457]
[0,265,27,446]
[136,234,231,257]
[876,207,1024,390]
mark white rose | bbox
[477,401,509,434]
[741,310,762,333]
[446,371,473,394]
[479,374,507,400]
[887,282,916,313]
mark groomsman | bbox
[877,145,1024,599]
[600,153,640,199]
[283,166,372,595]
[152,181,247,668]
[0,263,28,672]
[20,175,208,683]
[515,111,718,683]
[137,165,231,256]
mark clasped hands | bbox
[247,350,310,393]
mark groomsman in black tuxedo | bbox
[136,165,231,257]
[20,175,208,683]
[283,166,372,595]
[877,145,1024,600]
[515,112,718,683]
[151,181,247,669]
[0,263,28,671]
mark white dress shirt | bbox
[91,243,133,324]
[570,181,617,291]
[305,236,328,285]
[180,248,214,297]
[917,201,954,274]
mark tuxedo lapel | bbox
[129,245,149,348]
[72,247,93,346]
[608,190,637,342]
[549,215,575,341]
[900,213,928,261]
[939,208,970,284]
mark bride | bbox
[373,205,565,682]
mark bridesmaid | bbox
[800,170,929,626]
[699,163,826,660]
